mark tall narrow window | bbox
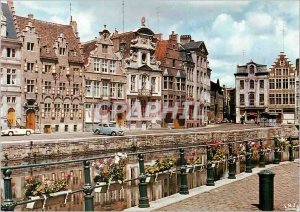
[240,94,245,105]
[44,65,51,73]
[6,69,16,85]
[240,80,244,89]
[45,103,51,116]
[259,80,264,89]
[27,80,34,92]
[276,79,282,89]
[249,93,254,105]
[110,83,116,98]
[289,78,295,89]
[102,60,108,72]
[27,63,34,71]
[249,65,254,74]
[94,81,100,97]
[269,94,275,104]
[27,42,34,51]
[172,59,176,67]
[151,77,156,92]
[131,75,136,91]
[276,94,282,104]
[59,47,66,55]
[259,94,264,105]
[250,80,254,89]
[117,84,123,98]
[44,81,51,93]
[94,58,101,72]
[283,94,288,104]
[269,79,275,89]
[110,61,116,73]
[283,79,288,89]
[163,77,168,89]
[141,75,147,89]
[290,94,295,104]
[102,81,109,97]
[7,48,16,57]
[85,80,92,96]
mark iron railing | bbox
[0,136,299,211]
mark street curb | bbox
[123,159,299,211]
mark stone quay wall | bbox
[2,126,293,162]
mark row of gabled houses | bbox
[234,55,299,124]
[0,1,211,133]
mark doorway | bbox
[26,110,35,130]
[7,108,16,127]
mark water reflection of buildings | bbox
[8,150,210,211]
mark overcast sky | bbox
[12,0,299,87]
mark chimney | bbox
[154,33,162,41]
[169,31,178,42]
[28,14,34,19]
[180,35,192,45]
[7,0,14,11]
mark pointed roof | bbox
[82,39,97,64]
[15,15,83,63]
[155,40,168,61]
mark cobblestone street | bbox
[157,162,299,211]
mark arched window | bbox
[249,65,255,74]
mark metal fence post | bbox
[83,160,94,211]
[288,137,294,161]
[1,169,16,211]
[259,139,265,167]
[179,148,189,194]
[206,145,215,186]
[245,141,252,173]
[228,143,236,179]
[138,154,150,208]
[273,138,280,164]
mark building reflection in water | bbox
[4,149,228,211]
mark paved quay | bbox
[125,161,299,211]
[1,123,260,143]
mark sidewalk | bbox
[125,160,299,211]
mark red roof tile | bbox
[82,40,97,64]
[155,40,168,62]
[15,16,83,63]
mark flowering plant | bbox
[211,141,226,162]
[24,174,71,197]
[145,158,176,175]
[93,153,127,184]
[186,151,201,165]
[276,137,289,151]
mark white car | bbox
[1,128,34,136]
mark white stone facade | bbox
[235,61,269,123]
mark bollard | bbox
[138,154,150,208]
[1,169,16,211]
[288,137,294,161]
[228,143,236,179]
[259,139,265,168]
[245,141,252,173]
[179,148,189,194]
[273,138,280,164]
[83,160,94,211]
[258,170,275,211]
[206,146,215,186]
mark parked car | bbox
[1,128,34,136]
[93,123,124,136]
[221,118,229,123]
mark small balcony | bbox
[138,89,152,97]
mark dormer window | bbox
[249,65,254,74]
[280,60,285,66]
[142,53,147,63]
[27,42,34,51]
[59,47,66,55]
[102,44,108,53]
[172,59,176,67]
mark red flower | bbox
[191,151,196,156]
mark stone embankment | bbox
[2,126,294,162]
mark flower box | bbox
[186,164,204,173]
[26,190,71,210]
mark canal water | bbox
[2,147,297,211]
